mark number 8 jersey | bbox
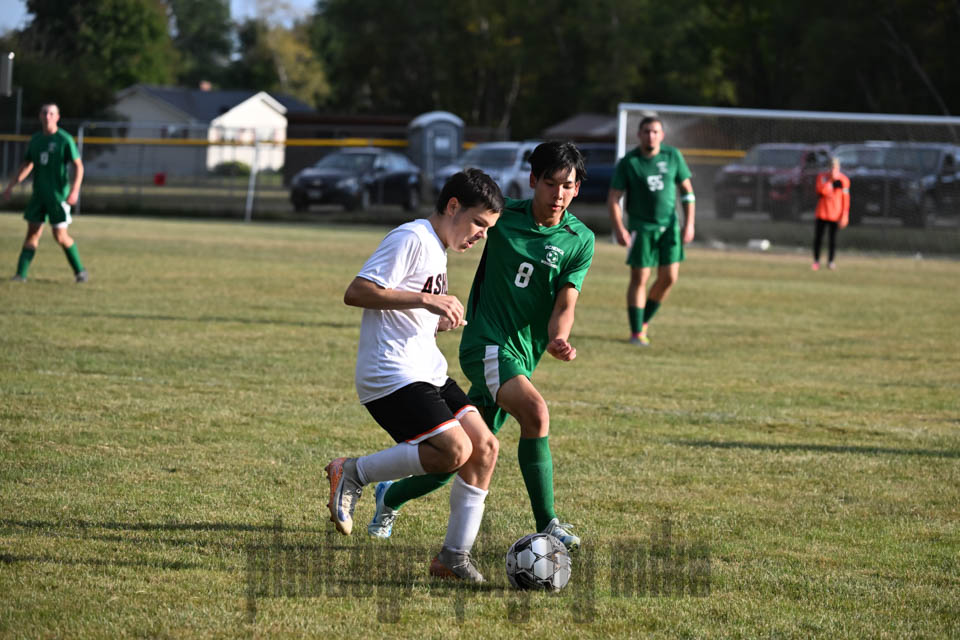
[459,197,595,369]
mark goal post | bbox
[614,103,960,251]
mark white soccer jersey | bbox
[354,219,450,403]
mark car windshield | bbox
[835,147,886,169]
[460,147,518,168]
[742,148,804,168]
[316,153,376,171]
[884,148,941,172]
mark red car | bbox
[714,143,833,221]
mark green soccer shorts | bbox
[24,196,72,227]
[459,344,533,435]
[626,223,684,268]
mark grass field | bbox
[1,213,958,639]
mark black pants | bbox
[813,219,839,263]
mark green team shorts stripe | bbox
[626,223,684,268]
[25,197,72,227]
[460,344,531,434]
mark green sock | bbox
[62,244,84,274]
[518,436,555,531]
[383,471,455,510]
[642,300,661,324]
[16,247,36,278]
[628,306,643,334]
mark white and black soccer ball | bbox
[505,533,572,591]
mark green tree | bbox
[7,0,176,121]
[168,0,233,87]
[227,18,329,107]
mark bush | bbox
[209,161,251,177]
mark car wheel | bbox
[292,193,309,212]
[715,200,734,220]
[347,189,371,212]
[506,183,523,199]
[907,194,937,228]
[403,185,421,212]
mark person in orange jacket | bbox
[812,156,850,271]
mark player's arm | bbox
[2,161,35,200]
[679,178,695,244]
[606,187,631,247]
[839,177,850,229]
[815,172,833,197]
[67,157,84,206]
[344,276,465,327]
[546,284,580,362]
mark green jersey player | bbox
[373,141,594,550]
[608,116,695,346]
[3,103,88,283]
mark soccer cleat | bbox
[367,480,399,539]
[429,547,485,583]
[325,457,363,535]
[827,261,836,270]
[10,275,26,282]
[75,270,89,283]
[542,518,580,551]
[811,262,820,271]
[630,333,650,347]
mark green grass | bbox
[1,213,958,639]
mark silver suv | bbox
[433,141,541,199]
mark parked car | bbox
[433,141,541,200]
[834,142,960,227]
[290,148,422,212]
[714,143,833,220]
[576,142,618,202]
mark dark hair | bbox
[638,116,662,131]
[435,167,504,214]
[528,141,586,183]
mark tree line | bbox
[2,0,958,138]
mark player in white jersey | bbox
[325,169,503,582]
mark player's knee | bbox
[473,433,499,470]
[442,434,473,472]
[518,403,550,438]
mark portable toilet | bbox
[407,111,464,188]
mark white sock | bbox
[355,442,424,485]
[443,475,488,553]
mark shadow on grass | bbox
[0,518,326,534]
[0,308,351,330]
[0,517,509,595]
[676,439,960,458]
[0,552,199,570]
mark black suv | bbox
[833,142,960,227]
[713,143,833,221]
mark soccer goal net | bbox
[615,103,960,255]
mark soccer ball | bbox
[505,533,572,591]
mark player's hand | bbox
[437,316,465,332]
[425,294,465,328]
[614,226,631,247]
[546,338,576,362]
[66,191,79,206]
[683,224,695,244]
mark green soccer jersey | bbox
[25,129,79,202]
[611,144,691,230]
[460,197,595,368]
